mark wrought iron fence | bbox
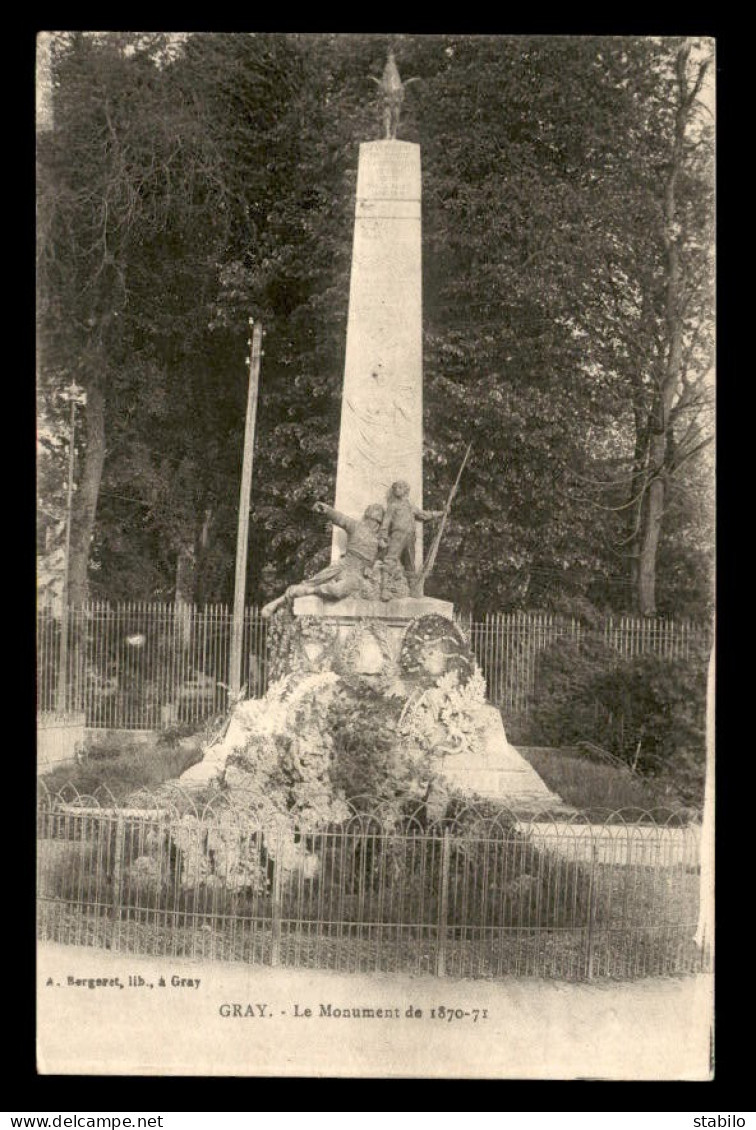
[466,611,711,716]
[37,602,267,729]
[36,602,712,730]
[36,783,710,981]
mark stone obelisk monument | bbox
[184,53,563,812]
[296,50,450,622]
[331,139,424,571]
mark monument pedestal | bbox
[289,595,562,813]
[291,595,452,666]
[292,595,453,620]
[430,706,565,811]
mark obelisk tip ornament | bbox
[369,49,419,140]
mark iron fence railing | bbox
[36,602,712,730]
[467,611,711,716]
[36,784,710,981]
[37,602,267,729]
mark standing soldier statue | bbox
[378,480,443,599]
[370,49,419,140]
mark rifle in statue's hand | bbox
[419,443,472,586]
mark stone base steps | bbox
[438,766,564,807]
[437,766,569,814]
[431,707,567,812]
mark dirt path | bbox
[36,940,712,1078]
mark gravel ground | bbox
[37,938,713,1078]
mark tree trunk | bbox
[174,542,197,669]
[67,383,105,608]
[637,437,666,616]
[627,395,649,605]
[632,40,704,616]
[175,544,196,606]
[193,508,215,606]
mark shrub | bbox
[301,801,595,932]
[527,640,708,805]
[328,679,423,800]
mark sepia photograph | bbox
[35,31,715,1079]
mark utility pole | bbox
[57,380,86,713]
[229,320,263,697]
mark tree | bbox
[38,33,190,605]
[38,34,714,617]
[38,33,302,604]
[556,38,714,616]
[399,36,655,611]
[633,40,713,616]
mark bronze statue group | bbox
[261,481,443,618]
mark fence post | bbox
[270,828,284,967]
[436,828,451,978]
[585,842,598,981]
[110,812,126,949]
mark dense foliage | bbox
[37,33,714,617]
[527,639,708,804]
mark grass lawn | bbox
[39,727,690,822]
[39,731,204,802]
[517,746,688,820]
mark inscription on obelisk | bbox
[331,140,423,570]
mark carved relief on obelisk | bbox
[332,139,423,571]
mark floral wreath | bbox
[336,618,395,678]
[267,609,340,681]
[398,614,475,685]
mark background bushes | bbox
[525,639,708,805]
